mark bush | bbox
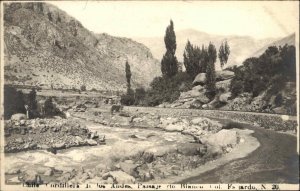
[134,87,146,105]
[223,121,245,130]
[4,85,26,119]
[120,89,135,106]
[230,45,296,98]
[80,85,86,91]
[142,72,193,106]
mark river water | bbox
[5,124,195,176]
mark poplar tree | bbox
[206,42,217,94]
[218,40,230,69]
[161,20,178,78]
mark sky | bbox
[50,1,299,39]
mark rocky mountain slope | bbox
[134,29,277,70]
[4,2,160,91]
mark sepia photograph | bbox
[0,0,299,190]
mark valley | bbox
[2,1,298,188]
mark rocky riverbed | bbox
[4,118,105,153]
[5,109,245,185]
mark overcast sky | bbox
[50,1,299,39]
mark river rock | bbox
[44,168,54,176]
[53,142,66,149]
[21,170,43,184]
[108,171,135,184]
[190,117,222,133]
[86,139,98,146]
[7,176,21,184]
[15,137,24,144]
[6,168,21,175]
[119,161,139,177]
[106,177,115,184]
[20,120,26,126]
[165,123,185,132]
[11,113,27,121]
[219,92,232,103]
[204,129,239,148]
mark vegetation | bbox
[121,61,135,105]
[161,20,178,78]
[218,40,230,69]
[80,85,86,91]
[4,85,26,119]
[230,44,296,98]
[205,43,217,97]
[143,72,193,106]
[125,60,132,90]
[183,41,208,78]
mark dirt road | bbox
[177,124,299,183]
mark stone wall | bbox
[125,107,298,132]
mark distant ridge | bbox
[251,33,295,58]
[133,29,279,70]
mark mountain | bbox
[133,29,278,70]
[251,33,295,58]
[3,2,160,91]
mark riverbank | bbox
[4,118,105,153]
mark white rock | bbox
[109,171,135,184]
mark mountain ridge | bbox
[4,2,160,91]
[133,29,283,70]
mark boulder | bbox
[53,142,66,149]
[15,137,24,144]
[190,117,222,133]
[164,120,188,131]
[216,70,234,81]
[193,73,206,86]
[7,177,21,184]
[21,170,43,184]
[119,161,139,177]
[6,168,21,175]
[108,171,135,184]
[204,129,239,148]
[159,117,180,127]
[90,131,99,139]
[86,139,98,146]
[219,92,232,103]
[216,79,232,91]
[189,99,202,109]
[192,85,204,91]
[44,168,54,176]
[11,113,27,121]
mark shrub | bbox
[4,85,26,119]
[142,72,193,106]
[120,89,135,106]
[80,85,86,91]
[223,121,245,130]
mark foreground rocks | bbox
[4,118,105,153]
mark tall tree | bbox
[161,20,178,78]
[206,42,217,94]
[28,88,37,111]
[125,60,132,92]
[183,41,209,78]
[218,40,230,69]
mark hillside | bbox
[133,29,277,70]
[3,2,160,91]
[251,33,295,58]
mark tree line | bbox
[121,20,230,106]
